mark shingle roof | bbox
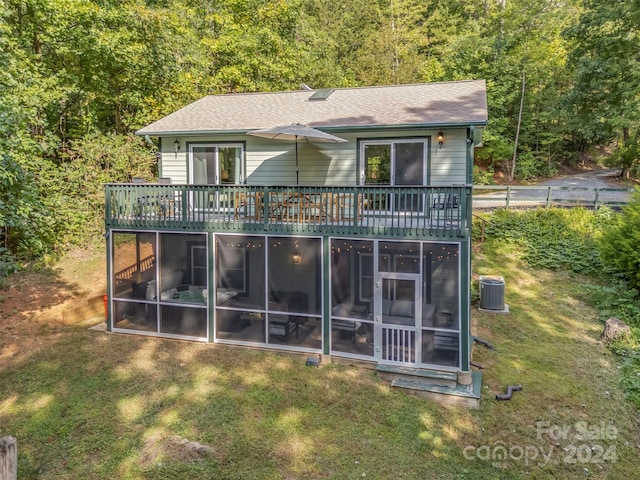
[136,80,488,136]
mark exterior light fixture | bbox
[174,139,180,155]
[291,249,302,264]
[437,132,445,148]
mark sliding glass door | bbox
[360,140,427,212]
[189,144,244,210]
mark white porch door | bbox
[375,274,420,365]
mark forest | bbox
[0,0,639,274]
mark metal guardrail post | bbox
[546,187,552,208]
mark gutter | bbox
[135,122,488,138]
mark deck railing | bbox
[105,184,472,238]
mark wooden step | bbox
[376,364,458,388]
[391,371,482,409]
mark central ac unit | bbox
[479,275,505,311]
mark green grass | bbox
[2,232,640,478]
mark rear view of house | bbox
[104,80,488,406]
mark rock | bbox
[140,433,217,466]
[600,317,631,343]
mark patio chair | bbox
[431,192,459,224]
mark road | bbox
[537,168,622,189]
[473,169,634,209]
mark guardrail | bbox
[472,185,635,210]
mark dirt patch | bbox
[0,244,107,368]
[140,432,219,467]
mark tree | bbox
[564,0,640,176]
[440,0,578,179]
[599,188,640,290]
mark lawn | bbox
[1,243,639,479]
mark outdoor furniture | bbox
[135,192,179,218]
[331,193,363,221]
[280,192,330,222]
[268,314,299,343]
[431,192,459,224]
[234,191,263,220]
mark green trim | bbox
[459,240,471,370]
[208,232,215,342]
[322,238,331,355]
[466,126,474,185]
[106,232,112,332]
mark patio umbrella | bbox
[248,124,347,184]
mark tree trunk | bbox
[510,70,526,181]
[0,436,17,480]
[621,127,631,179]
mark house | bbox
[105,80,488,407]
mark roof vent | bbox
[309,88,335,101]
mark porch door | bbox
[189,144,243,210]
[376,274,420,365]
[361,140,426,212]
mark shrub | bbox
[514,151,558,182]
[472,165,495,185]
[598,187,640,289]
[484,207,608,275]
